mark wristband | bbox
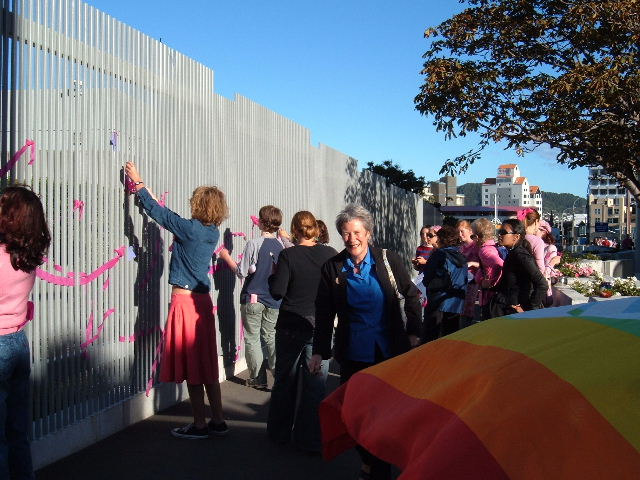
[134,181,144,186]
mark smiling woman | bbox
[309,204,422,480]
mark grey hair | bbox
[335,204,374,243]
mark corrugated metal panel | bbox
[0,0,422,442]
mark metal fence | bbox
[1,0,423,465]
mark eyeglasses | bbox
[497,229,518,236]
[426,234,436,238]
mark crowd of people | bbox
[0,167,568,479]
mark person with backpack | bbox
[472,218,506,320]
[421,225,468,343]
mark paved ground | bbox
[36,370,360,480]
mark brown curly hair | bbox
[0,185,51,272]
[436,225,461,248]
[190,186,229,226]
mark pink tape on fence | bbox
[145,328,166,397]
[73,200,85,220]
[235,323,245,362]
[36,246,125,287]
[119,325,162,343]
[80,308,116,352]
[158,192,169,208]
[213,245,224,255]
[0,140,35,178]
[250,215,260,226]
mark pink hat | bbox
[538,220,551,234]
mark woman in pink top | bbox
[537,220,561,305]
[457,220,480,326]
[472,218,504,320]
[519,208,548,290]
[0,186,50,479]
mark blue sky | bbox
[87,0,588,196]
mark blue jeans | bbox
[267,327,328,452]
[0,330,34,480]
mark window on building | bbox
[618,188,626,194]
[591,189,598,195]
[595,217,601,223]
[600,189,607,195]
[609,189,617,195]
[610,218,619,224]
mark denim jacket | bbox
[137,188,219,293]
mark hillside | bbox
[457,183,586,214]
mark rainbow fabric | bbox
[320,298,640,479]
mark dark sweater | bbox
[312,247,422,362]
[494,244,548,310]
[268,244,338,330]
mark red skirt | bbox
[160,292,219,384]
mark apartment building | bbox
[588,167,636,240]
[481,164,542,209]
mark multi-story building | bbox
[423,175,465,206]
[481,164,542,210]
[587,167,636,241]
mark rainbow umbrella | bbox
[320,298,640,479]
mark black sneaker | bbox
[171,423,209,440]
[245,377,267,388]
[208,420,229,437]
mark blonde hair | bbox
[291,211,319,242]
[190,186,229,226]
[471,218,495,245]
[457,219,472,230]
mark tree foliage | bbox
[415,0,640,200]
[365,160,427,194]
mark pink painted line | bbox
[214,245,224,255]
[102,277,110,290]
[0,140,35,178]
[250,215,260,226]
[54,265,64,272]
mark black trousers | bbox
[422,308,460,343]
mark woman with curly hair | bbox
[125,162,230,440]
[0,185,50,479]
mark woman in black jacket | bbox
[490,219,548,318]
[309,204,421,480]
[267,211,337,453]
